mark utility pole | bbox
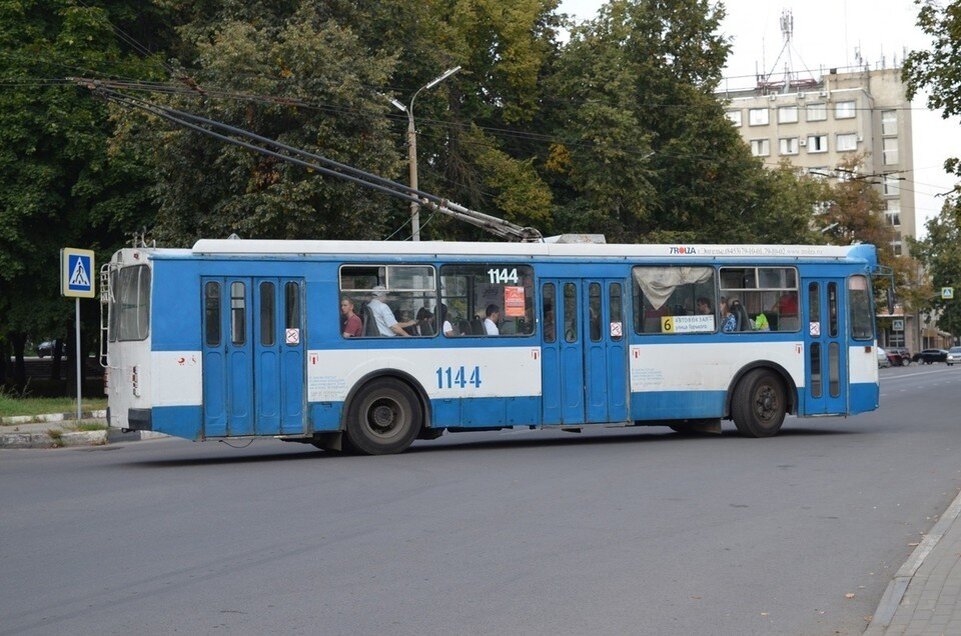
[388,66,461,241]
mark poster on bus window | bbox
[504,286,526,317]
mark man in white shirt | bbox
[483,303,500,335]
[368,286,414,337]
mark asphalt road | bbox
[2,364,961,635]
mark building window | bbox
[807,134,828,153]
[808,167,829,180]
[750,139,770,156]
[779,137,799,155]
[837,133,858,152]
[883,137,899,165]
[806,102,827,121]
[777,106,798,123]
[882,175,901,196]
[882,109,898,136]
[725,109,742,126]
[748,108,769,126]
[891,240,903,257]
[835,100,856,119]
[885,200,901,226]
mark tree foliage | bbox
[908,200,961,336]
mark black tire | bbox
[731,369,786,438]
[344,378,423,455]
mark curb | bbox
[0,409,106,426]
[865,488,961,633]
[0,430,107,449]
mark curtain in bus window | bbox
[848,276,873,340]
[632,267,713,310]
[116,265,150,341]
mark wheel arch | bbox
[724,361,798,418]
[340,369,432,432]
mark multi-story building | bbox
[721,66,924,352]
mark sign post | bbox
[60,248,96,422]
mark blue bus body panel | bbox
[152,405,203,440]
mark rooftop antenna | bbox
[779,9,794,94]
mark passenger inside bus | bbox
[696,297,712,315]
[484,304,500,335]
[367,286,416,337]
[719,297,737,333]
[340,296,363,338]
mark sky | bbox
[559,0,961,237]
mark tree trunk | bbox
[11,331,27,393]
[50,339,64,381]
[0,337,8,386]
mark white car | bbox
[877,347,892,368]
[947,346,961,366]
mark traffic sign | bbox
[943,287,955,300]
[61,248,96,298]
[893,319,904,332]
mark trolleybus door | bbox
[803,278,848,415]
[253,279,305,435]
[202,277,305,437]
[541,279,629,425]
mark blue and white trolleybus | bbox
[102,239,880,454]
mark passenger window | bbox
[440,264,534,336]
[632,266,715,334]
[204,281,220,347]
[285,282,301,344]
[339,265,437,338]
[260,282,275,346]
[720,266,798,332]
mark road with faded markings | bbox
[2,364,961,635]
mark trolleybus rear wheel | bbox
[731,369,786,438]
[345,378,423,455]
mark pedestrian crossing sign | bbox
[61,248,96,298]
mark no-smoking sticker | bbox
[286,328,300,344]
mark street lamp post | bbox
[388,65,461,241]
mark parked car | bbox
[889,347,912,366]
[947,346,961,366]
[37,340,57,358]
[914,348,948,364]
[877,347,892,368]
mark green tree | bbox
[904,0,961,184]
[908,200,961,337]
[544,0,815,243]
[0,0,160,390]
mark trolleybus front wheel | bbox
[345,378,423,455]
[731,369,786,438]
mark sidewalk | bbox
[0,411,164,448]
[866,489,961,635]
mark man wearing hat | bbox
[369,285,416,336]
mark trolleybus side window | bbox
[719,266,798,332]
[542,283,556,343]
[285,282,301,341]
[113,265,151,341]
[632,266,715,334]
[609,283,623,341]
[339,265,437,337]
[809,282,822,398]
[205,281,221,346]
[564,282,577,342]
[848,275,873,340]
[259,282,275,346]
[440,264,534,336]
[230,282,246,345]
